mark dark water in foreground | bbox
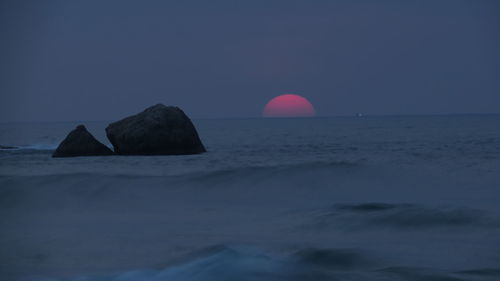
[1,116,500,281]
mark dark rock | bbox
[105,104,206,155]
[0,145,17,149]
[52,125,114,157]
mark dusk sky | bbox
[1,0,499,122]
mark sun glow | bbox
[262,94,316,117]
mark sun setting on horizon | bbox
[262,94,316,118]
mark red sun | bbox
[263,94,316,118]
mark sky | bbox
[1,0,499,122]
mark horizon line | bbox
[1,112,500,124]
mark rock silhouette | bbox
[106,104,206,155]
[52,125,114,157]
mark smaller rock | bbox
[52,125,114,157]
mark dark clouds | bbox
[1,0,499,121]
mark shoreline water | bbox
[1,116,500,280]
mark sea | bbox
[1,115,500,281]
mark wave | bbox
[0,160,362,213]
[0,158,362,181]
[457,268,500,277]
[0,144,56,151]
[185,160,361,183]
[27,245,499,281]
[24,245,376,281]
[307,203,499,230]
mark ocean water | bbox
[1,115,500,281]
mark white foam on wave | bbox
[28,246,487,281]
[34,246,292,281]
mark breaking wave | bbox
[29,245,499,281]
[308,203,500,230]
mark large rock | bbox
[52,125,114,157]
[105,104,206,155]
